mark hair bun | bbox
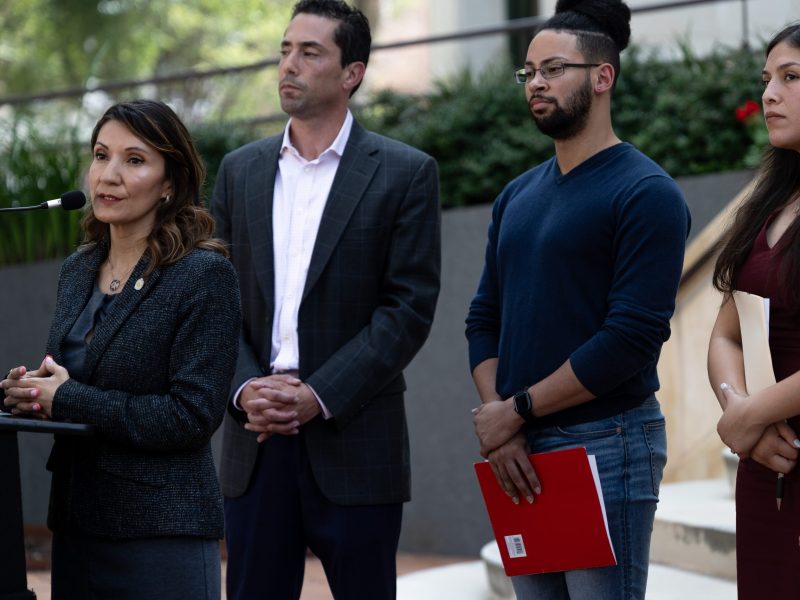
[554,0,631,51]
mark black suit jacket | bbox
[45,244,241,539]
[213,119,441,505]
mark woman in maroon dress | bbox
[708,23,800,598]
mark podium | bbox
[0,415,92,599]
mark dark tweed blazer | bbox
[45,243,240,539]
[213,119,441,505]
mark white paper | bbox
[588,454,616,561]
[732,291,777,393]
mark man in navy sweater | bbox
[465,1,690,598]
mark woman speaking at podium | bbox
[1,99,240,600]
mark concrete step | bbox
[651,479,736,580]
[397,561,489,600]
[646,564,735,599]
[397,478,738,599]
[396,555,736,599]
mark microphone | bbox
[0,190,86,213]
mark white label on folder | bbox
[505,534,527,558]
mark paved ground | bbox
[24,553,469,600]
[396,561,737,600]
[22,554,738,599]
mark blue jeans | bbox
[512,395,667,600]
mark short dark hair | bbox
[292,0,371,95]
[538,0,631,89]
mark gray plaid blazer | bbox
[212,119,441,505]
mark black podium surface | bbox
[0,415,92,435]
[0,415,92,599]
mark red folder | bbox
[474,447,616,576]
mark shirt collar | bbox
[281,109,353,162]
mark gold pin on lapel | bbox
[134,278,144,290]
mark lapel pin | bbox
[134,278,144,290]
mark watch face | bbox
[514,391,531,416]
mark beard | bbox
[529,77,593,140]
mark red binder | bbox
[474,447,616,576]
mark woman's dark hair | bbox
[538,0,631,88]
[713,23,800,307]
[82,99,228,271]
[292,0,371,96]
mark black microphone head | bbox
[60,190,86,210]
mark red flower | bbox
[735,99,761,122]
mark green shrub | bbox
[193,120,280,203]
[359,65,553,208]
[0,117,84,264]
[614,44,764,175]
[359,44,766,208]
[0,118,270,266]
[0,42,771,266]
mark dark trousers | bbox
[51,533,221,600]
[224,434,403,600]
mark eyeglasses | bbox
[514,62,600,84]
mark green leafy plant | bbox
[358,65,553,208]
[0,42,772,266]
[360,43,766,207]
[0,117,279,266]
[614,43,764,175]
[193,120,281,203]
[0,116,85,265]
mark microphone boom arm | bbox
[0,204,48,213]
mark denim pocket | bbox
[642,418,667,496]
[554,415,622,441]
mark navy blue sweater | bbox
[466,143,690,427]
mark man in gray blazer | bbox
[211,1,441,598]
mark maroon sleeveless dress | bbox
[734,213,800,597]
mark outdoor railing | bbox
[0,0,754,115]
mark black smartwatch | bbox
[513,387,536,424]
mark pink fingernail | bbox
[32,403,41,412]
[30,389,39,398]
